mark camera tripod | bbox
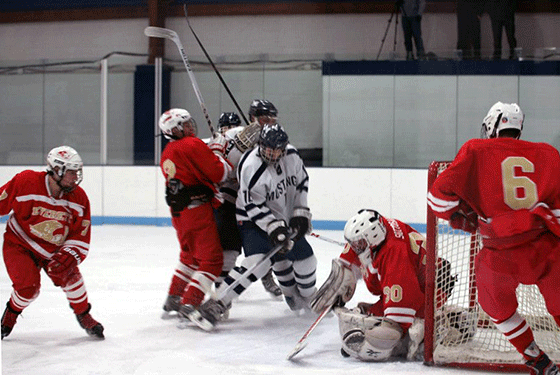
[376,2,401,60]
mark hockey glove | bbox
[267,220,292,254]
[449,201,478,234]
[47,247,81,285]
[449,211,478,234]
[208,132,228,158]
[289,207,312,242]
[166,179,188,215]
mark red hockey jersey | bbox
[160,136,232,206]
[0,170,91,262]
[428,138,560,247]
[340,217,427,330]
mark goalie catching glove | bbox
[47,247,82,285]
[310,258,357,314]
[233,122,260,153]
[289,207,312,241]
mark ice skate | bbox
[525,351,559,375]
[285,293,308,312]
[1,303,21,340]
[199,299,229,324]
[76,303,105,339]
[161,294,181,319]
[261,269,282,297]
[178,304,215,332]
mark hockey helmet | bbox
[481,102,524,139]
[258,123,289,165]
[218,112,242,134]
[46,145,83,191]
[158,108,197,140]
[344,209,387,254]
[248,99,278,125]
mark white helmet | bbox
[344,209,387,254]
[481,101,524,139]
[158,108,197,140]
[46,146,83,189]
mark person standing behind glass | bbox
[399,0,426,60]
[456,0,486,60]
[489,0,517,60]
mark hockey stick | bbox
[216,231,297,301]
[183,5,250,126]
[309,232,346,247]
[144,26,215,134]
[286,305,332,360]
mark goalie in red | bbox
[310,209,456,361]
[428,102,560,375]
[1,146,104,340]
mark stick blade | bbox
[286,341,307,361]
[144,26,178,40]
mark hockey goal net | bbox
[424,161,560,371]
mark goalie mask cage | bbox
[424,161,560,372]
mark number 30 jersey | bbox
[0,170,91,262]
[340,217,427,330]
[428,138,560,225]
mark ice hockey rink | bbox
[0,224,520,375]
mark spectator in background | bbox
[399,0,426,60]
[489,0,518,60]
[456,0,486,59]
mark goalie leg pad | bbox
[364,318,403,352]
[341,328,394,362]
[336,307,404,361]
[310,259,356,313]
[335,306,383,337]
[406,318,425,360]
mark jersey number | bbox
[383,285,403,304]
[501,157,538,210]
[409,232,427,265]
[162,159,177,183]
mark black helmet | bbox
[258,123,288,164]
[218,112,241,131]
[248,99,278,119]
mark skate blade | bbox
[161,310,179,320]
[177,310,214,332]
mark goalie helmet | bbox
[344,209,387,254]
[481,101,524,139]
[248,99,278,125]
[218,112,241,134]
[258,123,288,165]
[46,146,83,191]
[158,108,197,140]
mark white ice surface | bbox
[1,224,518,375]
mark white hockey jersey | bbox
[218,126,245,204]
[236,144,310,232]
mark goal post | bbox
[424,161,560,371]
